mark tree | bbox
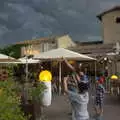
[0,44,24,58]
[0,62,46,120]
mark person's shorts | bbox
[95,98,104,109]
[95,101,103,109]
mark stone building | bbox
[97,6,120,74]
[70,6,120,54]
[69,6,120,75]
[15,6,120,75]
[97,6,120,44]
[16,34,76,57]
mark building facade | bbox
[97,6,120,74]
[16,34,76,57]
[97,6,120,44]
[69,6,120,75]
[15,6,120,75]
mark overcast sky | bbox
[0,0,120,45]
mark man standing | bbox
[64,77,89,120]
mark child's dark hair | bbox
[78,82,89,93]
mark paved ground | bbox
[43,94,120,120]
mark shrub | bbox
[28,82,46,103]
[0,79,27,120]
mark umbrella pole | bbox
[59,61,62,95]
[25,58,28,83]
[24,57,29,104]
[94,60,97,91]
[95,61,97,82]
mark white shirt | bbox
[68,91,89,120]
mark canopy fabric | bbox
[19,57,40,64]
[0,62,21,64]
[34,48,96,61]
[34,48,96,95]
[0,53,19,63]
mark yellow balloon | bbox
[110,75,118,80]
[39,70,52,82]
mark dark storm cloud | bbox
[0,0,120,45]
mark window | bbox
[44,43,49,52]
[40,43,44,52]
[116,17,120,23]
[52,41,55,44]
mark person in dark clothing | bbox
[94,76,105,120]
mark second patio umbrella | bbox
[34,48,96,94]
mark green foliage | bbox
[7,64,18,77]
[0,79,27,120]
[0,63,46,120]
[0,44,24,58]
[28,82,46,103]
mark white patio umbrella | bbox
[34,48,96,94]
[18,57,40,83]
[34,48,96,60]
[0,61,21,64]
[18,57,40,64]
[18,57,41,104]
[0,53,21,64]
[0,53,19,62]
